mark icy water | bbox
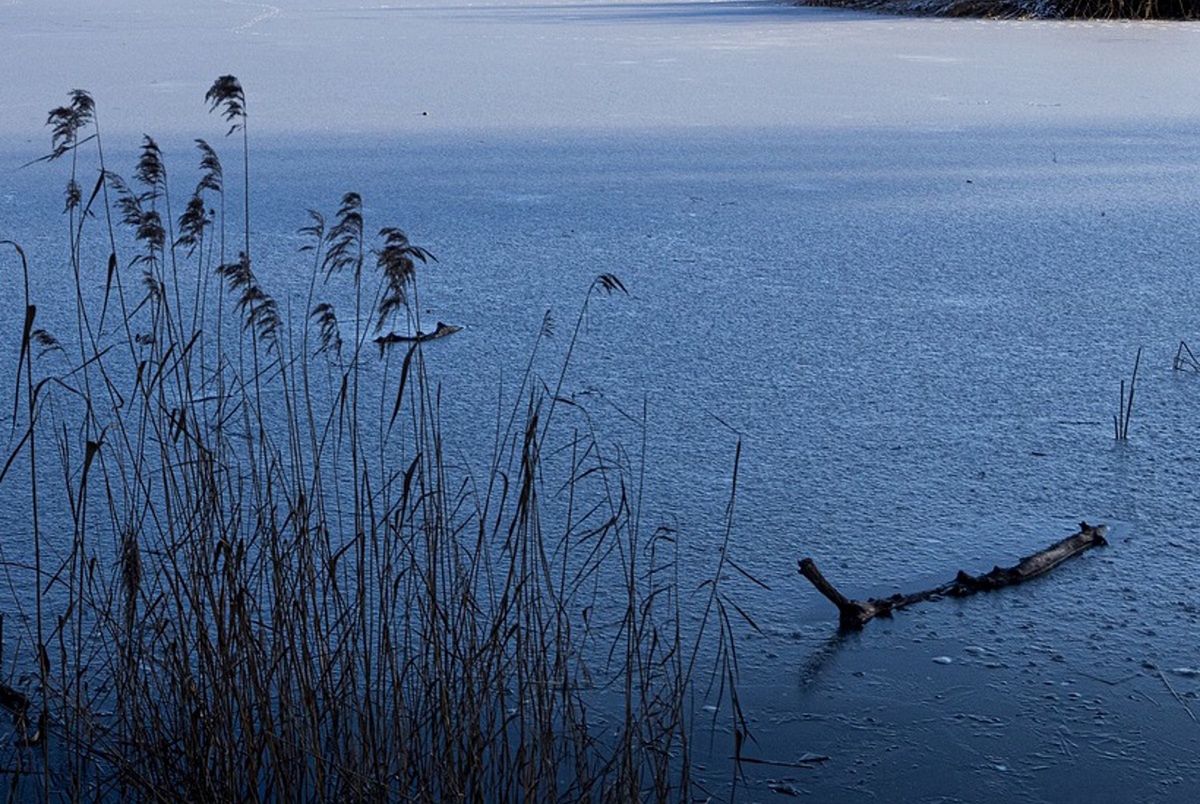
[5,1,1200,801]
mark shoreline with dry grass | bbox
[800,0,1200,17]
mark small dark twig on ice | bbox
[1157,668,1197,723]
[1174,340,1200,372]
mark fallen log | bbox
[799,522,1107,629]
[374,321,461,346]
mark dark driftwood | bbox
[799,522,1108,629]
[374,321,461,345]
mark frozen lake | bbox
[4,1,1200,800]
[4,0,1200,136]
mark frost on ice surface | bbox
[3,1,1200,137]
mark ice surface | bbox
[4,2,1200,801]
[2,1,1200,138]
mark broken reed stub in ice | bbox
[799,522,1108,629]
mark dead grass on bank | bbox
[801,0,1200,19]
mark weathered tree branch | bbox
[799,522,1108,629]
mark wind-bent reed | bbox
[0,79,753,801]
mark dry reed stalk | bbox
[0,79,755,802]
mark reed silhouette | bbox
[0,79,754,801]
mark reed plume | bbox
[0,76,753,803]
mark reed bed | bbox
[0,79,752,801]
